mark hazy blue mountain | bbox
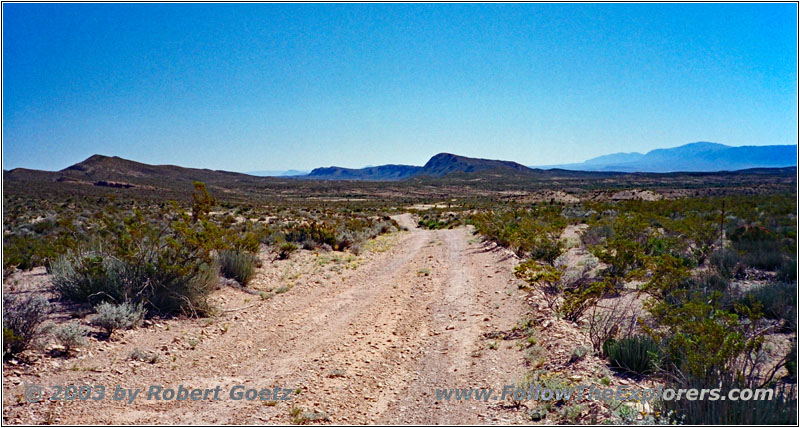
[538,142,797,172]
[306,164,422,181]
[247,169,309,177]
[582,152,645,165]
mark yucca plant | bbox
[603,335,659,376]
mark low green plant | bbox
[129,348,159,363]
[786,343,797,381]
[277,242,298,260]
[709,248,740,279]
[91,302,145,334]
[50,200,222,316]
[218,250,258,285]
[603,335,659,376]
[54,323,89,352]
[568,346,588,364]
[737,283,796,330]
[658,376,796,424]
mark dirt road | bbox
[3,214,529,424]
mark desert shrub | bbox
[277,242,298,260]
[709,248,740,279]
[786,343,797,381]
[527,235,564,265]
[517,254,608,321]
[586,297,641,355]
[284,222,337,248]
[554,255,606,321]
[695,272,729,292]
[777,258,797,282]
[47,189,226,316]
[514,260,562,310]
[743,250,785,272]
[147,261,218,316]
[54,323,89,352]
[592,221,650,290]
[638,254,693,299]
[645,290,772,385]
[50,252,130,304]
[658,376,796,425]
[471,204,566,262]
[580,224,612,247]
[258,227,284,246]
[3,295,52,356]
[218,250,257,285]
[91,302,145,334]
[561,281,610,322]
[334,230,357,250]
[52,248,218,316]
[738,283,796,328]
[190,181,216,222]
[731,225,785,270]
[603,335,659,376]
[418,212,461,230]
[129,348,158,363]
[3,235,55,271]
[568,346,588,364]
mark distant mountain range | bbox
[537,142,797,172]
[246,169,309,177]
[3,142,796,186]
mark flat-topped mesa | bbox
[419,153,531,176]
[306,153,533,181]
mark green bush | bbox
[218,250,258,285]
[580,224,613,247]
[709,248,740,279]
[603,335,659,376]
[417,212,461,230]
[91,302,145,334]
[3,295,52,356]
[659,376,796,424]
[471,204,566,263]
[48,196,224,316]
[778,258,797,282]
[738,283,796,328]
[646,291,765,384]
[786,343,796,381]
[50,252,130,304]
[732,225,785,270]
[3,235,54,271]
[277,242,298,260]
[51,249,218,316]
[284,222,337,248]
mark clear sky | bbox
[3,3,797,172]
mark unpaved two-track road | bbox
[3,214,529,424]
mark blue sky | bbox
[3,3,797,172]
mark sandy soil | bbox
[3,214,531,424]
